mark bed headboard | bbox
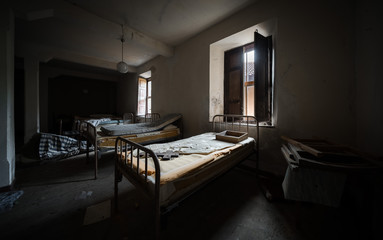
[85,122,97,142]
[212,114,259,164]
[123,112,134,124]
[212,114,257,133]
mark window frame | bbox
[223,43,255,117]
[209,20,276,126]
[137,76,152,116]
[243,43,255,117]
[223,36,272,125]
[254,32,273,125]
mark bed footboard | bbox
[84,122,98,179]
[114,114,259,239]
[114,136,161,238]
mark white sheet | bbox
[144,132,251,155]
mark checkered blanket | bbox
[39,133,82,161]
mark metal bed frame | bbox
[84,113,182,179]
[114,114,258,239]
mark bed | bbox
[135,112,161,123]
[59,113,129,139]
[114,114,258,239]
[84,113,183,179]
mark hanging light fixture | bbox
[117,24,129,73]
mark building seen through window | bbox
[243,45,254,116]
[137,71,152,116]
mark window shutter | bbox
[254,32,272,123]
[224,47,244,115]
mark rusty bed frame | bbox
[83,113,182,179]
[114,114,259,239]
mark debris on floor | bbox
[0,190,24,213]
[83,199,111,225]
[75,191,93,200]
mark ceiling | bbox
[12,0,257,73]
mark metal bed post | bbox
[115,115,258,239]
[83,122,99,179]
[212,114,255,133]
[94,132,98,180]
[114,139,121,213]
[114,136,161,239]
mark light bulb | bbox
[117,61,128,73]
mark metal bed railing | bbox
[114,114,259,239]
[213,115,259,166]
[115,136,161,238]
[82,122,99,179]
[212,114,257,133]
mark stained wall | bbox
[137,0,369,174]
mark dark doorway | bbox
[47,75,117,133]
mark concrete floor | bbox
[1,151,381,240]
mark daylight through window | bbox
[137,76,151,116]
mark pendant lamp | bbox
[117,24,129,73]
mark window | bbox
[209,20,276,124]
[137,77,151,116]
[223,32,272,124]
[244,44,255,116]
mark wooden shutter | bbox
[254,31,272,123]
[224,47,243,115]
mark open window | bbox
[224,43,255,116]
[137,71,152,116]
[210,19,275,125]
[223,32,272,124]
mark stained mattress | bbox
[100,113,181,136]
[119,132,255,205]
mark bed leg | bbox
[155,215,160,240]
[114,167,119,213]
[86,139,90,163]
[160,212,168,230]
[154,204,161,240]
[116,171,122,182]
[94,152,98,179]
[94,142,98,179]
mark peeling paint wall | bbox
[137,0,381,175]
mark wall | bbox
[117,72,138,117]
[47,75,118,132]
[137,0,358,175]
[39,64,136,133]
[355,0,383,157]
[0,7,15,189]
